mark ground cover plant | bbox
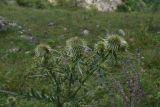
[0,2,160,107]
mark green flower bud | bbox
[94,41,107,55]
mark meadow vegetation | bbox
[0,1,160,107]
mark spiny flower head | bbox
[66,37,87,58]
[35,44,52,57]
[106,35,128,52]
[94,40,107,54]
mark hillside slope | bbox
[0,4,160,107]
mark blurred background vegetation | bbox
[0,0,160,12]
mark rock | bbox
[18,26,22,29]
[18,31,24,34]
[63,27,67,31]
[0,17,9,31]
[0,16,18,31]
[48,0,122,12]
[20,35,37,43]
[96,24,100,28]
[20,35,38,44]
[48,22,55,26]
[81,29,90,36]
[9,22,17,27]
[118,29,125,36]
[20,35,33,40]
[8,47,20,53]
[25,51,31,55]
[84,47,92,53]
[129,38,135,43]
[55,45,63,49]
[81,0,122,11]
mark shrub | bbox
[117,0,160,12]
[117,0,146,12]
[16,0,35,7]
[16,0,51,9]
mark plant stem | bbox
[0,89,18,96]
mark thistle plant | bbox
[0,35,144,107]
[66,36,87,59]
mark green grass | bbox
[0,4,160,107]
